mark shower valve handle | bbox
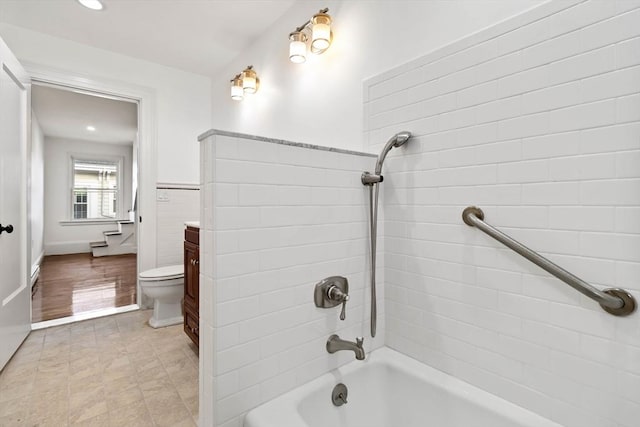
[327,285,349,321]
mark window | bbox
[72,158,120,220]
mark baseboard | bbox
[44,241,91,255]
[30,251,44,287]
[30,265,40,288]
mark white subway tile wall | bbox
[156,188,200,266]
[199,134,384,426]
[364,1,640,427]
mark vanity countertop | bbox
[184,221,200,229]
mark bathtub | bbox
[244,347,561,427]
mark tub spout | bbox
[326,334,365,360]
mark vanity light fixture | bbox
[288,8,333,63]
[230,66,260,101]
[230,74,244,101]
[77,0,104,11]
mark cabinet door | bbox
[184,304,199,347]
[184,241,199,310]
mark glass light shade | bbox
[311,13,332,53]
[242,66,258,94]
[77,0,104,10]
[230,76,244,101]
[231,85,244,101]
[289,32,307,63]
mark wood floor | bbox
[32,253,137,323]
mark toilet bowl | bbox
[139,265,184,328]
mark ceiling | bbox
[32,85,138,145]
[0,0,296,76]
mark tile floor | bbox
[0,310,198,426]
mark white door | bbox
[0,36,30,370]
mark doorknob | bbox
[0,224,13,235]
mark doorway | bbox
[30,83,140,325]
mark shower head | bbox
[374,131,412,175]
[391,131,411,148]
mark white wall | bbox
[364,1,640,427]
[30,111,44,276]
[211,0,544,153]
[200,131,382,426]
[43,137,133,255]
[156,186,200,266]
[0,23,211,186]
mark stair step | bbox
[104,231,122,236]
[90,241,108,248]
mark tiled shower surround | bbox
[199,131,385,426]
[364,1,640,427]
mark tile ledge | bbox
[197,129,376,158]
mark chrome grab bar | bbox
[462,206,636,316]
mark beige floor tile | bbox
[129,353,162,373]
[164,418,197,427]
[26,396,69,425]
[146,389,193,427]
[108,400,154,427]
[1,360,39,380]
[68,388,108,425]
[69,361,102,383]
[5,350,41,366]
[69,347,101,364]
[69,374,102,396]
[156,348,185,364]
[101,358,135,383]
[169,366,198,387]
[0,409,28,426]
[182,393,199,419]
[28,412,70,427]
[37,357,69,375]
[32,376,69,393]
[0,370,36,392]
[136,363,169,384]
[138,375,174,398]
[176,380,198,401]
[70,411,110,426]
[29,383,69,408]
[0,396,30,418]
[103,376,143,411]
[0,382,34,403]
[162,355,193,376]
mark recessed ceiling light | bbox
[77,0,104,11]
[86,126,96,131]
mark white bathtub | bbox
[244,347,561,427]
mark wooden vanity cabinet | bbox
[184,226,199,347]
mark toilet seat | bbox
[139,264,183,282]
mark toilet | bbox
[139,264,184,328]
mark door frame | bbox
[26,62,157,309]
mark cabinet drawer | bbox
[185,227,199,245]
[184,304,199,347]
